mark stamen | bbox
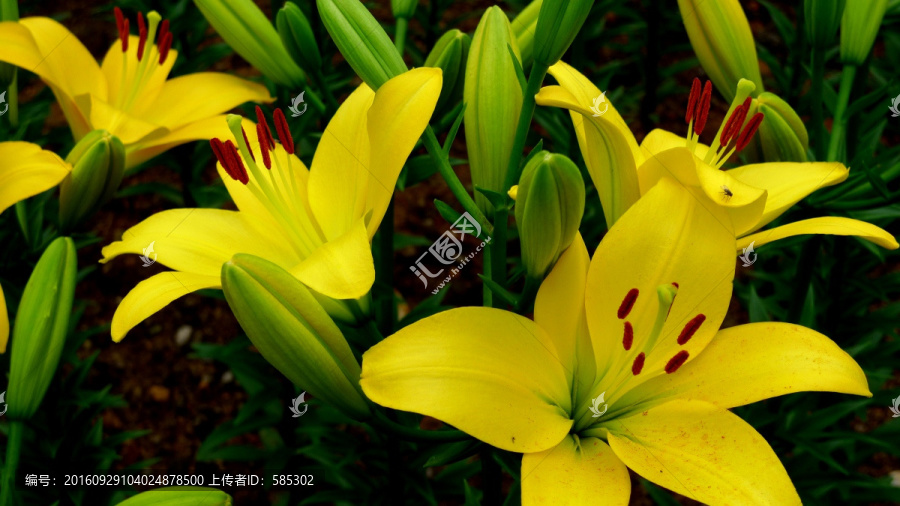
[665,350,690,374]
[255,106,275,151]
[114,8,129,51]
[693,80,713,136]
[257,123,272,169]
[671,282,679,288]
[224,140,249,185]
[735,113,764,152]
[158,19,169,46]
[720,97,750,146]
[242,127,255,162]
[158,31,173,64]
[137,12,148,61]
[617,289,639,319]
[631,353,645,375]
[685,78,701,124]
[209,138,227,168]
[676,314,705,345]
[622,322,634,351]
[273,108,294,155]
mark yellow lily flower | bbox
[361,179,872,505]
[0,141,71,352]
[535,62,898,251]
[0,9,272,169]
[100,68,441,341]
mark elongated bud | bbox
[221,254,371,421]
[753,92,809,162]
[194,0,306,87]
[465,6,523,213]
[677,0,764,102]
[511,0,543,69]
[391,0,417,19]
[0,0,18,89]
[804,0,845,49]
[6,237,77,420]
[533,0,594,66]
[515,151,585,280]
[840,0,888,65]
[117,488,232,505]
[424,29,470,113]
[277,2,322,72]
[58,130,126,232]
[317,0,407,90]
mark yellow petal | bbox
[586,178,735,391]
[534,233,595,396]
[737,216,899,251]
[99,36,174,108]
[100,208,299,277]
[617,322,871,414]
[639,128,711,164]
[360,307,573,453]
[728,161,848,232]
[0,283,8,353]
[0,142,70,216]
[606,400,801,505]
[128,115,253,170]
[79,94,167,145]
[521,435,630,506]
[290,219,375,300]
[111,272,220,341]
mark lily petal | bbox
[129,115,258,171]
[728,161,848,232]
[737,216,899,251]
[606,400,801,505]
[0,283,8,353]
[639,129,711,170]
[100,209,298,277]
[521,435,630,506]
[100,37,174,110]
[0,142,70,216]
[111,272,220,342]
[360,307,573,453]
[290,219,375,300]
[617,322,871,414]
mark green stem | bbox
[310,68,340,114]
[422,126,492,235]
[6,71,17,127]
[787,237,821,324]
[375,199,395,336]
[825,64,857,162]
[369,411,470,442]
[394,17,408,55]
[810,46,826,161]
[482,242,493,307]
[1,421,24,506]
[516,276,541,313]
[503,63,550,191]
[489,207,508,307]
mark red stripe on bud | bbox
[693,80,713,136]
[241,127,255,162]
[137,12,148,61]
[665,350,690,374]
[255,106,275,151]
[617,288,639,319]
[677,314,705,345]
[257,123,272,169]
[273,108,294,155]
[685,78,701,124]
[631,353,645,375]
[735,112,764,152]
[622,322,634,351]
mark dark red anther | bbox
[120,19,129,52]
[720,97,751,146]
[631,353,645,376]
[137,12,148,61]
[209,138,227,168]
[273,108,294,155]
[158,32,173,64]
[158,19,169,46]
[617,289,639,319]
[677,314,706,345]
[241,127,255,162]
[693,80,713,136]
[735,112,764,152]
[665,350,690,374]
[257,123,272,169]
[114,8,128,51]
[671,282,679,288]
[255,106,275,152]
[622,322,634,351]
[685,78,701,124]
[223,140,249,185]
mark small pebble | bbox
[175,325,192,346]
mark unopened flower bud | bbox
[511,0,543,69]
[754,92,809,162]
[424,29,470,113]
[391,0,417,20]
[804,0,845,49]
[58,130,125,232]
[840,0,888,65]
[532,0,594,67]
[277,2,322,72]
[118,488,232,506]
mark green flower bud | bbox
[465,6,523,213]
[840,0,888,65]
[424,29,470,113]
[317,0,407,90]
[532,0,594,67]
[677,0,764,101]
[754,92,809,162]
[58,130,125,232]
[6,237,77,420]
[804,0,845,49]
[512,0,543,69]
[194,0,306,87]
[0,1,18,89]
[391,0,417,20]
[117,488,232,506]
[277,2,322,72]
[515,152,585,280]
[221,254,371,421]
